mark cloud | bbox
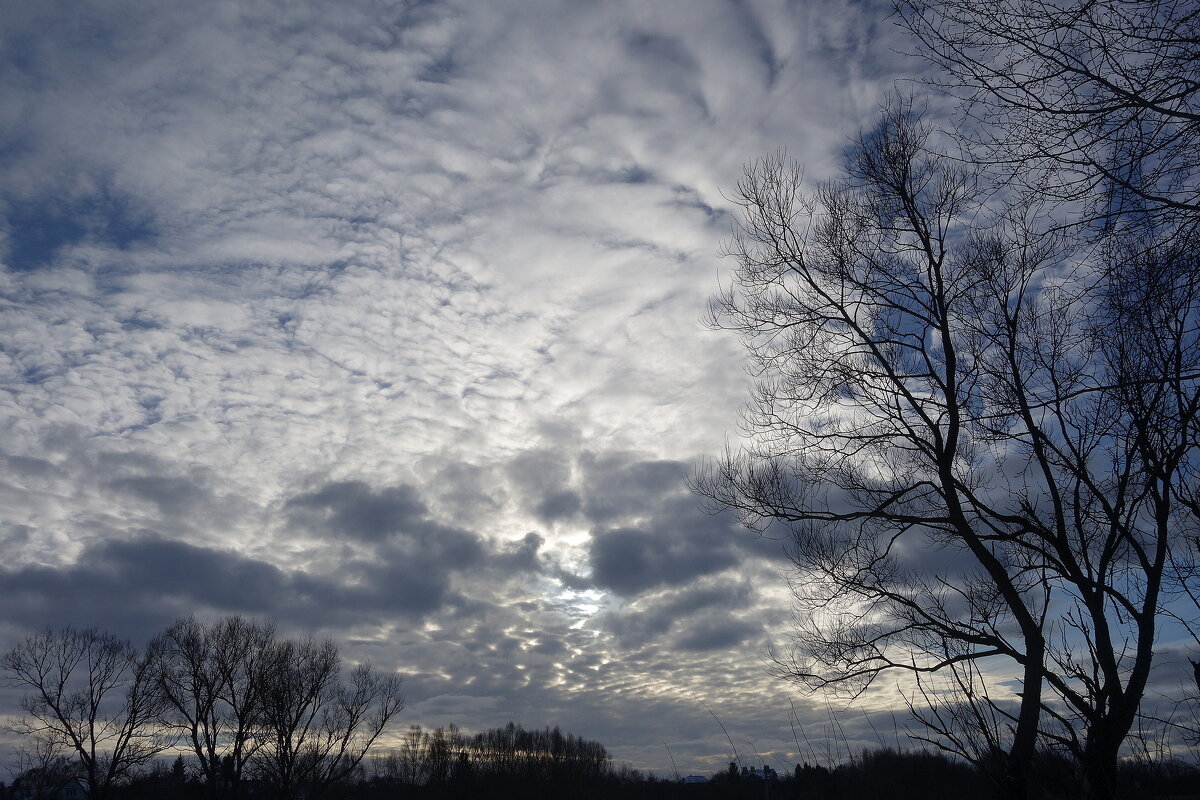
[494,531,545,573]
[579,454,688,525]
[590,526,737,596]
[0,0,914,776]
[287,481,431,542]
[0,535,287,637]
[602,578,757,649]
[673,616,756,653]
[0,522,494,636]
[535,489,582,524]
[573,452,786,595]
[506,449,579,524]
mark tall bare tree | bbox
[2,626,170,800]
[150,618,222,796]
[694,97,1200,800]
[694,101,1047,799]
[149,615,276,799]
[889,2,1200,794]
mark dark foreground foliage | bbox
[12,746,1200,800]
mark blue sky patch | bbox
[4,186,155,271]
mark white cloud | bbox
[0,0,910,775]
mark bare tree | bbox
[418,724,462,788]
[252,636,403,800]
[150,618,223,797]
[694,96,1200,800]
[694,102,1049,800]
[887,3,1200,795]
[1043,225,1200,799]
[397,724,429,785]
[211,615,277,799]
[149,615,275,799]
[2,626,170,800]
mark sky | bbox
[0,0,1091,777]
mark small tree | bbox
[8,733,82,799]
[2,626,170,799]
[252,637,403,800]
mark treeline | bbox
[364,721,610,790]
[10,722,1200,800]
[2,617,402,800]
[349,721,613,799]
[316,746,1200,800]
[6,721,619,800]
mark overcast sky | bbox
[0,0,965,775]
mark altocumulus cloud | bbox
[0,0,909,775]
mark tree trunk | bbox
[1000,640,1044,800]
[1082,713,1133,800]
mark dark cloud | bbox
[284,479,576,624]
[506,449,578,524]
[98,536,285,609]
[0,534,286,638]
[0,468,555,645]
[535,489,581,523]
[287,481,428,541]
[673,616,755,652]
[429,460,504,525]
[388,519,485,569]
[590,526,736,596]
[603,601,676,650]
[286,479,549,615]
[574,454,777,596]
[579,453,686,524]
[493,531,544,573]
[530,635,566,657]
[658,580,754,618]
[0,506,503,638]
[357,533,482,617]
[354,560,450,616]
[3,454,58,479]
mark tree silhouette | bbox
[148,615,276,799]
[694,95,1200,800]
[2,626,170,799]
